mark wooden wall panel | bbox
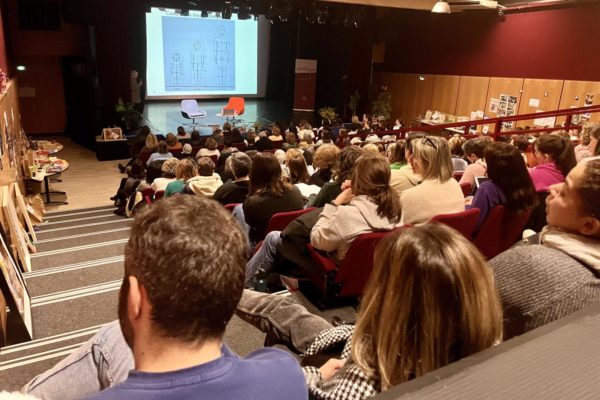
[517,79,564,128]
[374,72,433,125]
[430,75,460,116]
[455,76,490,118]
[557,80,600,124]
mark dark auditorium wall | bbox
[0,2,9,74]
[375,3,600,82]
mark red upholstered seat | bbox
[140,188,155,205]
[265,208,316,234]
[154,190,165,201]
[429,208,480,240]
[223,97,245,117]
[460,181,472,197]
[304,227,408,305]
[473,205,532,259]
[224,203,239,213]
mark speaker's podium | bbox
[96,128,130,161]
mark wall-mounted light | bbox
[431,1,451,14]
[419,75,425,81]
[16,65,26,71]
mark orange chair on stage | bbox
[221,97,245,123]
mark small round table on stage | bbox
[28,159,70,205]
[31,140,64,155]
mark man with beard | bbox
[22,196,307,400]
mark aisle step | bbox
[35,228,131,253]
[35,220,132,241]
[25,260,124,297]
[37,215,125,231]
[44,205,114,217]
[31,241,127,271]
[44,208,117,223]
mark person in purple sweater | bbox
[23,196,307,400]
[529,132,576,192]
[469,142,537,233]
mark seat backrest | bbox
[224,203,239,213]
[266,207,316,233]
[460,181,472,197]
[140,188,155,205]
[474,205,532,259]
[154,190,165,200]
[181,100,199,113]
[335,229,403,297]
[453,171,464,181]
[229,97,245,113]
[430,208,480,240]
[209,155,219,164]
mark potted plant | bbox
[318,106,338,125]
[348,90,361,118]
[371,86,392,123]
[114,98,139,131]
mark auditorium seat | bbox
[473,205,532,259]
[140,188,155,205]
[154,190,165,200]
[303,227,407,306]
[429,208,480,240]
[224,203,239,212]
[265,208,316,234]
[460,181,472,197]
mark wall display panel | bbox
[430,75,460,116]
[455,76,490,132]
[517,79,563,128]
[484,77,524,132]
[557,80,600,125]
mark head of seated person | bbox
[176,126,186,136]
[222,121,232,132]
[285,132,297,147]
[156,141,169,155]
[462,138,488,164]
[332,146,363,185]
[176,158,198,181]
[313,144,340,174]
[165,133,179,148]
[353,223,502,390]
[145,133,159,152]
[533,133,577,178]
[249,153,292,197]
[285,149,309,184]
[190,130,201,145]
[246,132,256,145]
[448,135,466,158]
[205,137,218,151]
[589,124,600,156]
[230,152,252,181]
[362,143,380,155]
[546,157,600,239]
[321,129,332,144]
[410,136,453,182]
[197,157,216,177]
[161,158,179,179]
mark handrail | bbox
[342,104,600,143]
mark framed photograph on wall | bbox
[102,128,124,141]
[0,223,32,342]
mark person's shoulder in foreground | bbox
[85,346,307,400]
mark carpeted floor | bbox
[0,205,356,392]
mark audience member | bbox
[285,149,319,199]
[246,131,257,151]
[151,158,179,192]
[186,157,223,197]
[181,143,194,159]
[386,140,407,170]
[241,223,502,399]
[197,137,220,159]
[362,143,380,155]
[511,134,530,166]
[268,126,284,142]
[113,160,146,215]
[225,127,243,144]
[490,157,600,339]
[213,152,252,205]
[211,128,225,145]
[448,135,468,172]
[401,136,465,224]
[255,131,275,151]
[242,153,304,244]
[146,141,173,167]
[467,143,537,233]
[283,132,298,151]
[591,124,600,156]
[390,133,423,196]
[176,125,186,137]
[459,138,488,186]
[575,128,592,162]
[189,130,203,147]
[23,196,307,400]
[165,159,197,197]
[308,146,363,208]
[529,133,576,192]
[309,144,340,187]
[165,132,182,151]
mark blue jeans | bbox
[245,231,283,288]
[22,321,133,400]
[232,203,252,250]
[22,291,331,398]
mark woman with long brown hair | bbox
[238,223,503,398]
[310,153,402,262]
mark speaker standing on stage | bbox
[130,69,143,113]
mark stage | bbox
[139,99,310,136]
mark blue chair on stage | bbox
[180,100,207,129]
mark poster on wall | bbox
[489,98,499,113]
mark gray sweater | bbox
[490,245,600,340]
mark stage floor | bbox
[140,99,301,136]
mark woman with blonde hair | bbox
[197,137,220,159]
[400,136,465,224]
[164,158,197,197]
[238,223,503,398]
[309,144,340,187]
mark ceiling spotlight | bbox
[222,2,233,19]
[431,1,451,13]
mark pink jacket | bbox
[529,162,564,192]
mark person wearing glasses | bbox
[400,136,465,225]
